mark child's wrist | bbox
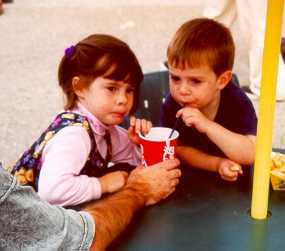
[214,157,223,173]
[98,177,108,194]
[204,120,216,136]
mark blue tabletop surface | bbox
[110,164,285,251]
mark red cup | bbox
[139,127,179,167]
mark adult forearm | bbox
[86,185,146,251]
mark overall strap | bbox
[11,112,96,190]
[81,129,112,177]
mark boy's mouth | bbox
[181,102,198,108]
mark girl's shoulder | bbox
[11,112,94,189]
[51,112,91,132]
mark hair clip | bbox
[65,45,76,59]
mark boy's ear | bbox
[72,76,85,97]
[217,70,232,90]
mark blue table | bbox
[110,165,285,251]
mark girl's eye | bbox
[126,88,135,94]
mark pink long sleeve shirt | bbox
[38,103,141,206]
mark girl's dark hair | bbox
[58,34,143,114]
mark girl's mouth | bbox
[111,112,125,118]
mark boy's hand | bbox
[176,107,211,134]
[217,158,243,182]
[99,171,129,194]
[128,116,152,145]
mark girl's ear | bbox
[217,70,232,90]
[72,76,85,98]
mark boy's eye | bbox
[170,74,180,82]
[191,78,202,84]
[107,86,116,92]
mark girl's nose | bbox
[116,92,128,105]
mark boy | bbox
[161,18,257,182]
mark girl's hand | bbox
[176,107,212,134]
[99,171,129,194]
[128,116,152,145]
[217,158,243,182]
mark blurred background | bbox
[0,0,284,166]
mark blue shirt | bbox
[160,81,257,158]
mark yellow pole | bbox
[251,0,284,219]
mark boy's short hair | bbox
[167,18,235,76]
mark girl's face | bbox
[76,77,135,125]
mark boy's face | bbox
[168,63,229,111]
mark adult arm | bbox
[1,158,180,251]
[0,168,94,251]
[85,159,181,251]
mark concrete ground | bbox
[0,0,284,166]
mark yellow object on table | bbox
[270,152,285,190]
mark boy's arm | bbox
[177,107,256,166]
[177,145,222,172]
[204,121,256,165]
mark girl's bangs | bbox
[99,57,140,88]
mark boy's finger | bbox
[176,108,184,118]
[221,174,237,182]
[230,164,242,172]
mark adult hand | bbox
[87,159,180,251]
[126,159,181,205]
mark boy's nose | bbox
[179,82,191,95]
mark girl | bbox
[12,34,151,206]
